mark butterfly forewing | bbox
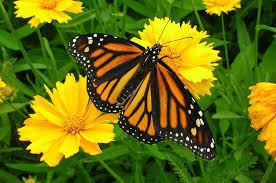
[151,61,216,160]
[68,34,146,112]
[67,34,145,85]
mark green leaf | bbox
[146,145,166,159]
[125,0,154,17]
[173,0,205,10]
[0,114,11,144]
[13,63,47,73]
[219,120,230,135]
[256,25,276,33]
[165,151,193,183]
[235,174,254,183]
[6,163,53,173]
[134,159,145,183]
[261,39,276,82]
[205,38,228,48]
[235,17,251,52]
[0,103,28,114]
[212,111,246,119]
[0,30,20,50]
[15,24,37,39]
[0,169,22,183]
[83,145,129,163]
[57,9,96,28]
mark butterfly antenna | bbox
[157,18,171,44]
[162,37,193,45]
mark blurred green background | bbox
[0,0,276,182]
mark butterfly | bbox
[67,32,216,160]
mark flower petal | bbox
[14,0,40,18]
[80,137,102,155]
[28,17,41,28]
[26,129,66,154]
[59,133,80,158]
[93,113,119,124]
[80,124,115,143]
[34,9,52,23]
[65,1,83,13]
[76,75,89,116]
[40,135,67,167]
[18,118,63,142]
[179,67,213,83]
[183,78,216,99]
[48,10,71,23]
[44,85,68,116]
[55,0,74,11]
[31,96,64,126]
[56,74,79,114]
[83,102,103,125]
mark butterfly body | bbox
[68,33,216,160]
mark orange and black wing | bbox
[68,34,144,85]
[151,61,216,160]
[68,34,145,112]
[118,71,164,144]
[86,64,141,113]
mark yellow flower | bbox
[248,82,276,160]
[23,175,39,183]
[18,74,119,166]
[0,76,7,103]
[14,0,83,27]
[0,77,6,88]
[131,17,220,98]
[203,0,241,16]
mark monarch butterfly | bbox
[67,31,216,160]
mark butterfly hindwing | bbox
[86,63,141,113]
[68,34,145,85]
[118,71,164,144]
[151,61,216,160]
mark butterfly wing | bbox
[118,71,164,144]
[68,34,145,85]
[151,61,216,160]
[86,64,140,113]
[68,34,145,112]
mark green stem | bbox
[199,159,207,183]
[260,158,275,183]
[97,157,125,183]
[121,0,127,37]
[54,23,80,75]
[191,0,204,30]
[0,2,41,81]
[36,28,49,68]
[254,0,263,68]
[221,13,230,70]
[91,0,105,32]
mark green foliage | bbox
[0,0,275,183]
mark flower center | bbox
[41,0,58,10]
[64,115,84,134]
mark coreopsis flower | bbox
[23,176,39,183]
[0,76,7,103]
[131,17,220,98]
[14,0,84,27]
[203,0,241,16]
[248,82,276,160]
[18,74,119,166]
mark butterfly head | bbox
[144,43,162,63]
